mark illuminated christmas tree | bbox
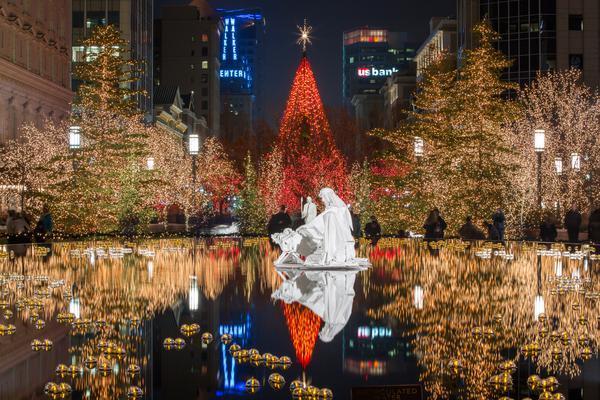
[271,20,348,211]
[238,153,268,234]
[51,25,156,234]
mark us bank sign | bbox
[357,66,399,78]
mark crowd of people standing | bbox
[2,206,53,244]
[267,202,600,245]
[431,204,600,244]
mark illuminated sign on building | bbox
[222,18,237,61]
[357,326,392,339]
[220,69,247,79]
[357,66,399,78]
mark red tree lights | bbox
[282,302,322,369]
[271,55,348,212]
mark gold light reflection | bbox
[0,238,281,399]
[366,240,598,400]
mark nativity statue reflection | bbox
[272,269,357,342]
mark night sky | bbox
[156,0,456,125]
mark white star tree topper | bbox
[297,18,312,53]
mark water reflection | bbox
[0,239,596,399]
[273,270,357,343]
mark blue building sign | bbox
[218,9,264,96]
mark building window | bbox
[569,15,583,31]
[202,47,208,57]
[72,46,85,62]
[190,64,195,70]
[108,11,119,26]
[73,11,84,28]
[349,56,354,64]
[201,88,208,96]
[201,101,208,110]
[202,34,209,42]
[201,74,208,83]
[569,54,583,69]
[86,11,106,29]
[202,61,208,69]
[192,36,196,42]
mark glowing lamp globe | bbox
[69,126,81,149]
[571,153,581,171]
[534,129,545,152]
[554,158,563,175]
[189,134,200,155]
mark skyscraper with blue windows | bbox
[217,8,265,141]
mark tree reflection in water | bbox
[366,239,598,399]
[0,238,596,399]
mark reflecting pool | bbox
[0,238,598,399]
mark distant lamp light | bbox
[554,258,562,277]
[146,157,155,170]
[554,158,562,175]
[69,298,81,319]
[189,134,200,155]
[189,276,199,311]
[69,126,81,149]
[534,129,545,152]
[413,285,424,310]
[570,153,581,171]
[534,295,544,322]
[414,137,424,158]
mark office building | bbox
[343,28,416,104]
[457,0,600,87]
[217,8,265,141]
[343,28,417,132]
[157,0,221,136]
[72,0,153,116]
[0,0,72,143]
[414,17,457,78]
[380,67,416,130]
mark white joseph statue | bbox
[301,196,317,224]
[272,269,357,342]
[272,187,369,267]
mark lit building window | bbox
[202,34,208,42]
[72,46,85,62]
[202,61,208,69]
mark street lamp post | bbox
[570,152,580,172]
[554,157,563,217]
[534,129,545,209]
[554,157,562,176]
[146,157,155,170]
[188,134,200,235]
[69,126,81,150]
[414,136,424,159]
[68,126,81,180]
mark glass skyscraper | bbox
[458,0,599,88]
[217,8,265,138]
[72,0,153,115]
[479,0,556,85]
[343,28,416,104]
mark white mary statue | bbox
[301,196,317,224]
[272,270,357,342]
[272,187,369,267]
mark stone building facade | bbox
[0,0,73,143]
